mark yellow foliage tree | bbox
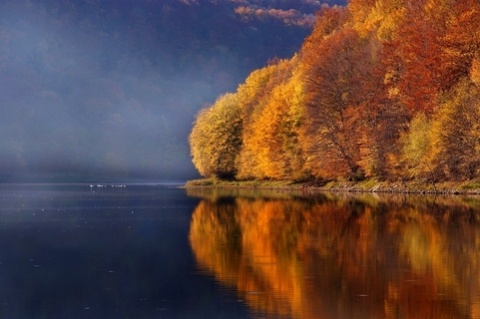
[427,80,480,180]
[239,57,308,180]
[401,80,480,181]
[235,64,281,179]
[471,54,480,85]
[399,113,433,180]
[189,93,242,179]
[349,0,406,40]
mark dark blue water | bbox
[4,185,480,319]
[0,184,251,319]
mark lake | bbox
[1,184,480,318]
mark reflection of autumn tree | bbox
[189,199,242,285]
[383,203,480,319]
[189,195,480,318]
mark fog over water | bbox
[0,0,345,182]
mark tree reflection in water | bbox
[188,191,480,319]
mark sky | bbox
[0,0,346,182]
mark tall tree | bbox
[301,28,368,180]
[246,57,307,180]
[235,62,287,179]
[355,38,410,179]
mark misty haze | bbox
[0,0,345,182]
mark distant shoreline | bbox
[184,179,480,196]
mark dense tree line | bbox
[190,0,480,183]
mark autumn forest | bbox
[189,0,480,184]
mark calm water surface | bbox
[0,184,248,319]
[1,184,480,318]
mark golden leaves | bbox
[189,93,242,178]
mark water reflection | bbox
[188,191,480,319]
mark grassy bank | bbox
[185,178,302,189]
[184,178,480,195]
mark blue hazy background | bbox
[0,0,346,182]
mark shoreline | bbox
[184,178,480,196]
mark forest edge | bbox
[184,178,480,196]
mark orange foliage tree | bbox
[234,63,281,179]
[238,58,307,180]
[383,0,445,115]
[383,0,480,116]
[301,27,371,180]
[438,0,480,90]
